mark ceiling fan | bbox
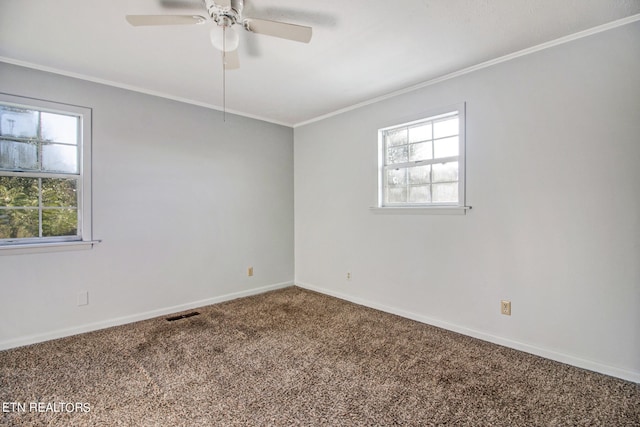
[126,0,313,70]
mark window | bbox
[0,93,92,248]
[378,104,465,208]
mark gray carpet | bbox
[1,287,638,426]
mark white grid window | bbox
[378,105,465,207]
[0,94,92,246]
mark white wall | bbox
[294,22,640,382]
[0,63,294,348]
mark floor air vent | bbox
[166,311,200,322]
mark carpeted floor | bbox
[1,286,638,426]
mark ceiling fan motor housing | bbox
[205,0,244,27]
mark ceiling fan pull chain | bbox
[223,25,226,122]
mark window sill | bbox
[0,240,101,256]
[369,206,471,215]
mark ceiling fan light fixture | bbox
[210,25,239,52]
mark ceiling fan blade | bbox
[243,18,312,43]
[125,15,207,26]
[223,49,240,70]
[159,0,204,8]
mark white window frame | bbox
[0,93,96,254]
[374,103,468,214]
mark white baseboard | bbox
[296,281,640,384]
[0,281,293,352]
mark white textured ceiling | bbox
[1,0,639,126]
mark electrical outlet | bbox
[346,272,351,281]
[78,291,89,306]
[501,300,511,316]
[247,267,253,277]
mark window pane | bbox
[386,187,407,204]
[408,165,430,184]
[0,107,38,139]
[433,117,458,139]
[42,209,78,237]
[386,146,408,165]
[386,168,406,186]
[432,162,459,183]
[409,186,431,203]
[409,142,432,161]
[385,128,407,147]
[42,144,78,173]
[0,209,39,239]
[0,140,38,170]
[432,183,458,203]
[42,178,78,207]
[0,176,39,207]
[408,123,431,143]
[41,113,78,145]
[434,136,459,159]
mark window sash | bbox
[0,174,81,243]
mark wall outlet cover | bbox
[501,300,511,316]
[77,291,89,306]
